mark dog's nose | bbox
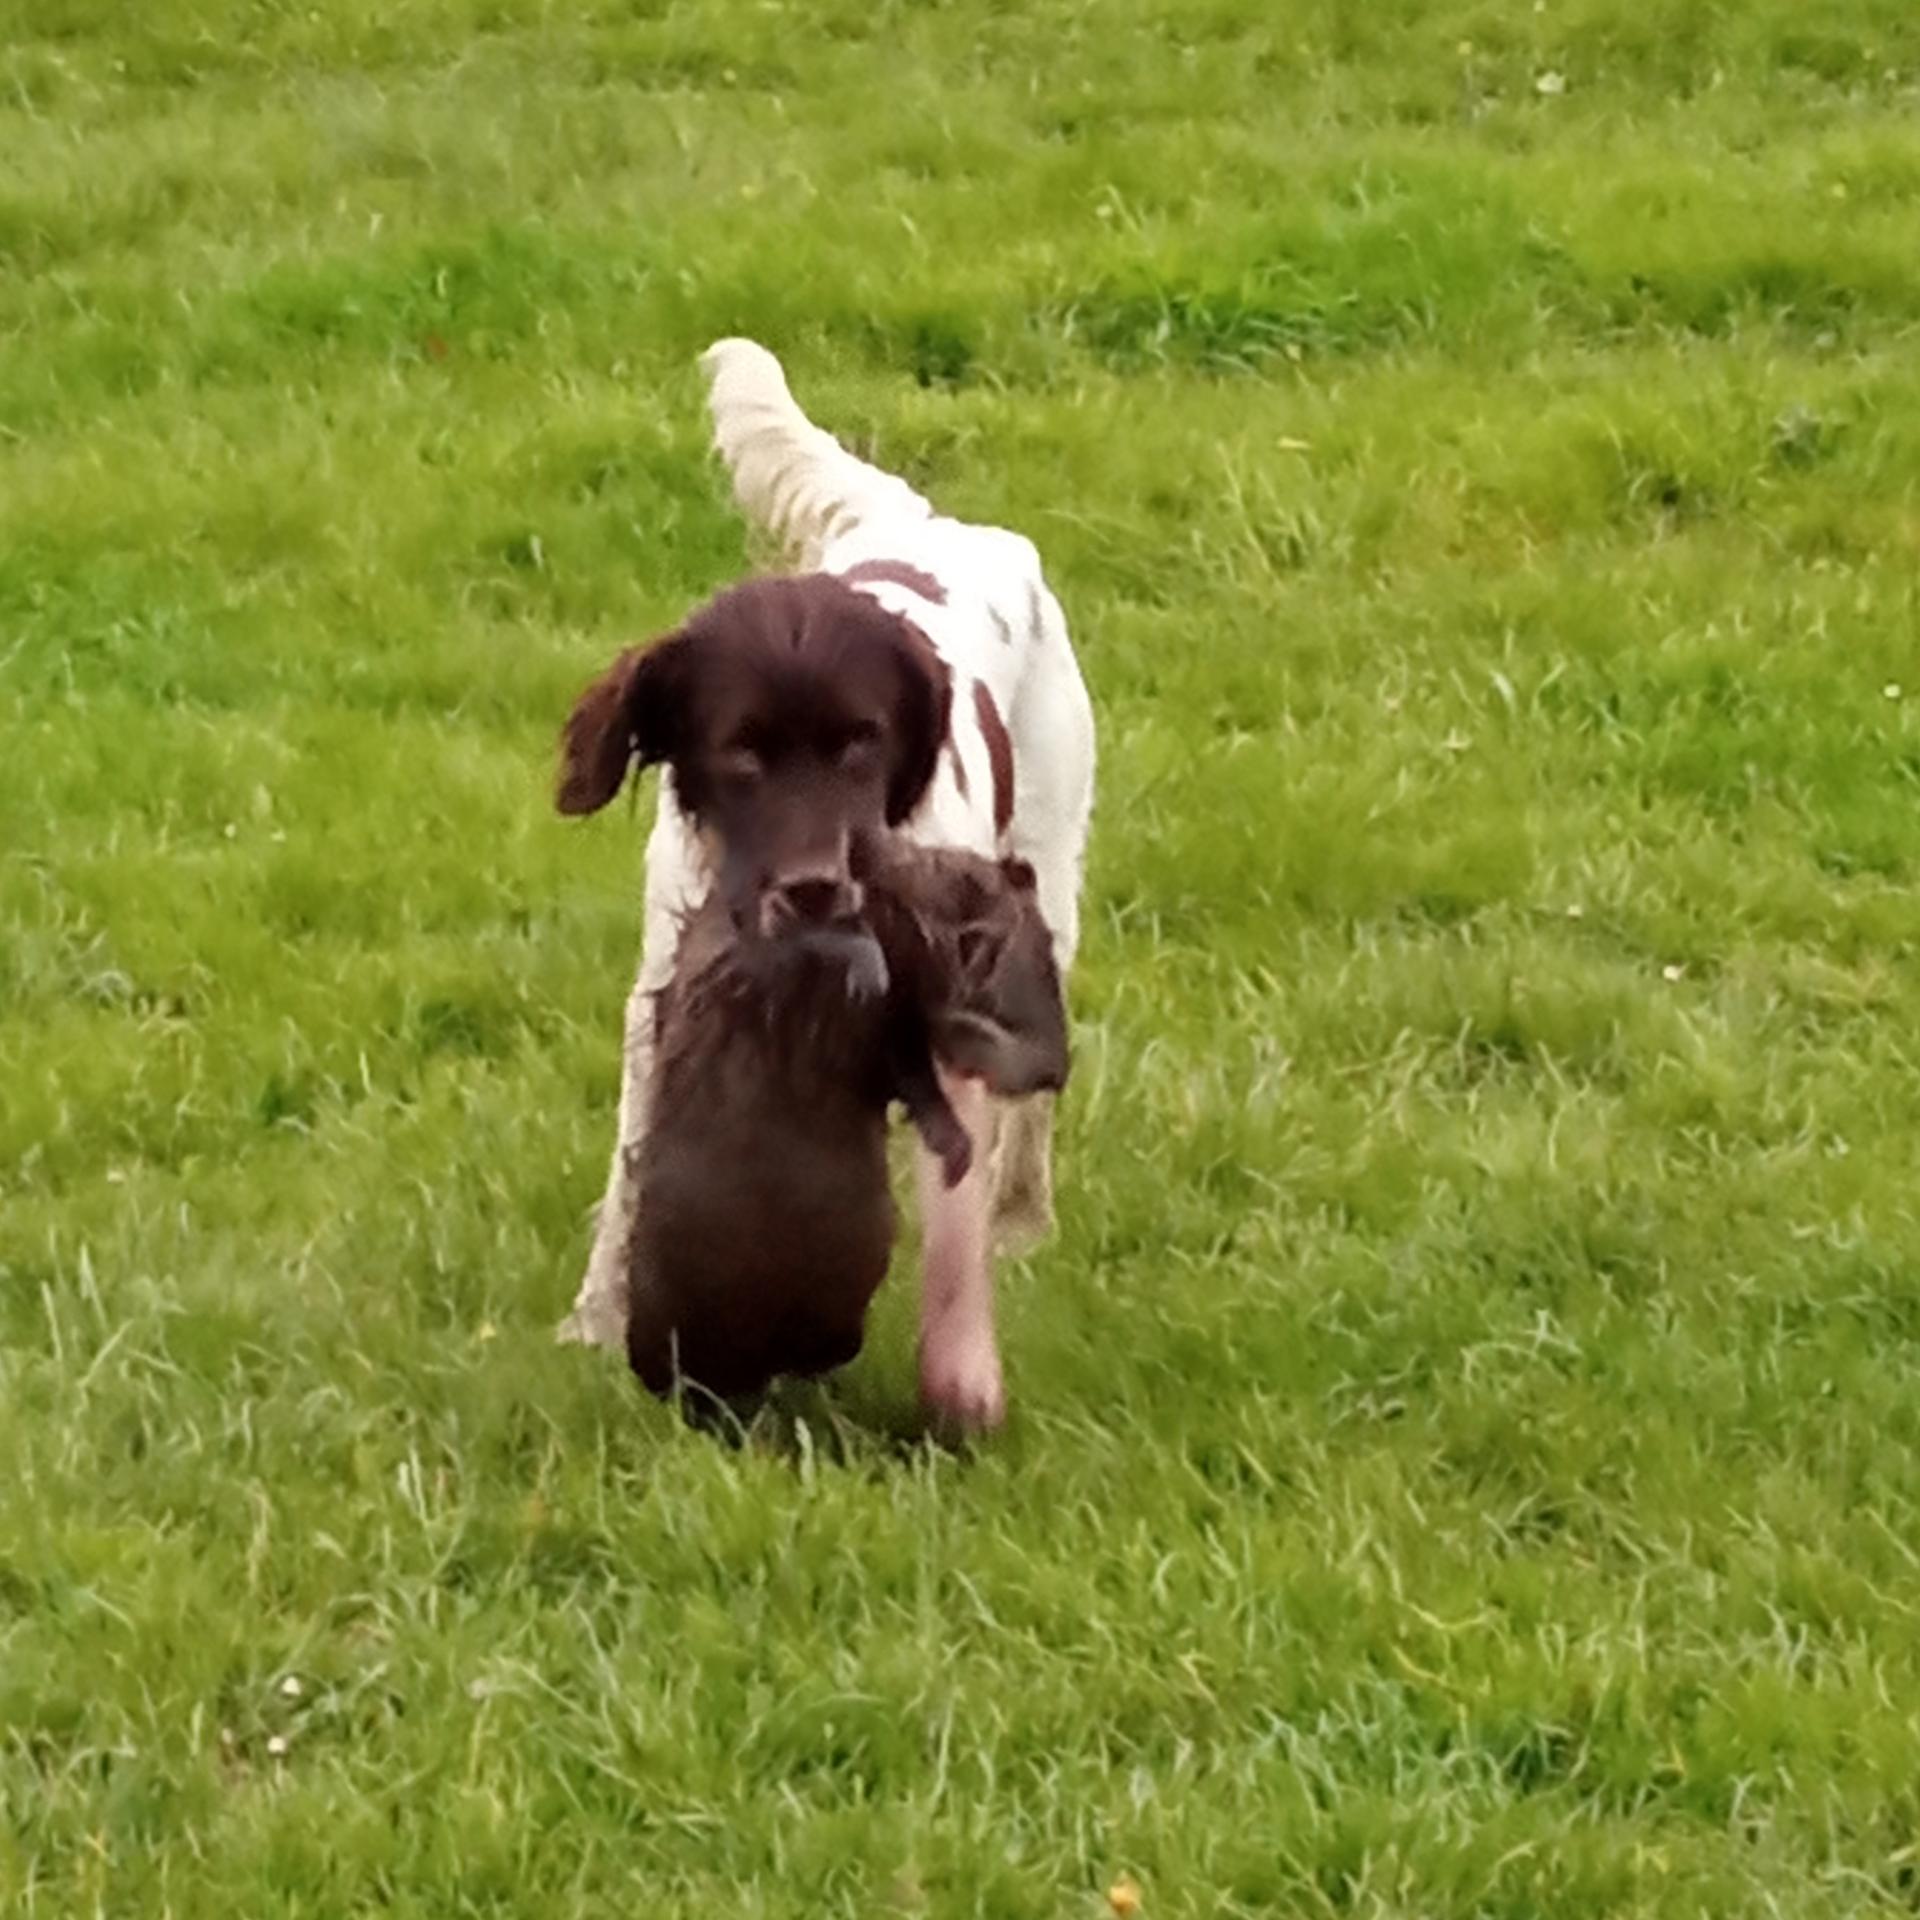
[775,875,857,926]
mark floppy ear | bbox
[555,635,690,816]
[884,624,953,826]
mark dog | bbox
[557,338,1095,1432]
[627,840,1069,1407]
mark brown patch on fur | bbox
[840,558,949,605]
[973,680,1014,836]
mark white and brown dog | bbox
[555,339,1094,1432]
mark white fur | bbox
[559,340,1095,1431]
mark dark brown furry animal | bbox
[625,842,1067,1405]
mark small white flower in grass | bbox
[266,1734,290,1759]
[1565,904,1584,920]
[1661,963,1685,983]
[1885,683,1902,701]
[1535,70,1568,96]
[279,1675,303,1700]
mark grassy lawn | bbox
[7,2,1920,1912]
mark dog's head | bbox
[558,576,951,951]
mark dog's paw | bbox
[919,1328,1006,1435]
[554,1291,626,1351]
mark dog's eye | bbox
[836,724,882,771]
[956,924,995,973]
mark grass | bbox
[6,1,1920,1912]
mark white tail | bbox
[699,338,931,566]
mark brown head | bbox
[557,575,951,958]
[865,846,1069,1098]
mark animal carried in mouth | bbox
[625,838,1069,1407]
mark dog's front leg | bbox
[914,1066,1005,1432]
[556,972,654,1348]
[989,1091,1056,1252]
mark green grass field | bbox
[7,2,1920,1912]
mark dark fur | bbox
[625,843,1068,1404]
[838,558,949,605]
[558,575,953,944]
[971,679,1015,836]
